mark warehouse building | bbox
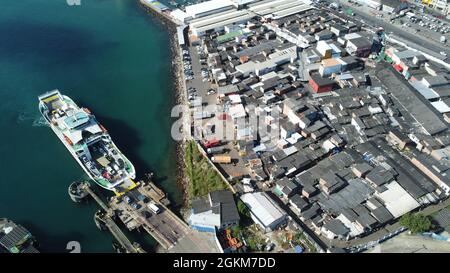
[229,0,260,7]
[240,192,288,232]
[248,0,313,20]
[189,9,253,36]
[377,66,448,136]
[185,0,234,19]
[171,9,192,24]
[235,46,298,77]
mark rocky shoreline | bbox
[140,2,190,209]
[169,31,191,209]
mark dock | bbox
[139,0,182,26]
[96,211,146,253]
[81,182,112,214]
[75,182,145,253]
[108,178,191,250]
[141,174,171,206]
[72,179,215,252]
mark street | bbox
[322,0,450,58]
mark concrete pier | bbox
[139,0,182,26]
[108,180,191,250]
[76,182,145,253]
[97,211,146,253]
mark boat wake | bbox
[16,112,48,127]
[32,117,48,127]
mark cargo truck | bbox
[211,155,232,164]
[193,111,213,120]
[207,146,225,154]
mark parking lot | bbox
[390,12,450,50]
[331,0,450,57]
[111,186,190,249]
[183,45,217,107]
[364,231,450,253]
[181,44,253,183]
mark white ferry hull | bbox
[39,91,136,192]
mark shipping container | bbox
[193,111,213,120]
[207,146,225,154]
[211,155,232,164]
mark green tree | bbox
[400,213,431,234]
[231,225,241,238]
[237,200,251,219]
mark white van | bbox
[148,202,161,214]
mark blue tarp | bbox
[190,224,216,233]
[294,245,303,253]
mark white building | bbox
[171,9,192,24]
[235,46,298,77]
[354,0,381,10]
[185,0,234,19]
[240,192,288,232]
[229,0,259,7]
[374,181,420,218]
[424,0,450,15]
[189,9,253,36]
[248,0,313,20]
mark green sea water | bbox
[0,0,182,252]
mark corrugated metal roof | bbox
[185,0,233,17]
[240,192,285,228]
[374,181,420,218]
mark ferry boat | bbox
[0,218,39,253]
[38,90,136,192]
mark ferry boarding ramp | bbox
[113,178,138,196]
[38,90,64,112]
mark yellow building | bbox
[422,0,450,15]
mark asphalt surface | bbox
[364,231,450,253]
[322,0,450,57]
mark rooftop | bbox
[240,192,286,227]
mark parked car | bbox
[131,202,141,210]
[123,195,132,204]
[265,243,275,252]
[137,194,148,203]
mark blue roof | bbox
[294,245,303,253]
[64,112,89,129]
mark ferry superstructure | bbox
[38,90,136,192]
[0,218,39,253]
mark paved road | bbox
[322,0,450,58]
[365,230,450,253]
[124,187,189,248]
[165,230,221,253]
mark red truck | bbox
[204,139,221,148]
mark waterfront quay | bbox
[74,179,219,252]
[110,180,189,250]
[139,0,184,26]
